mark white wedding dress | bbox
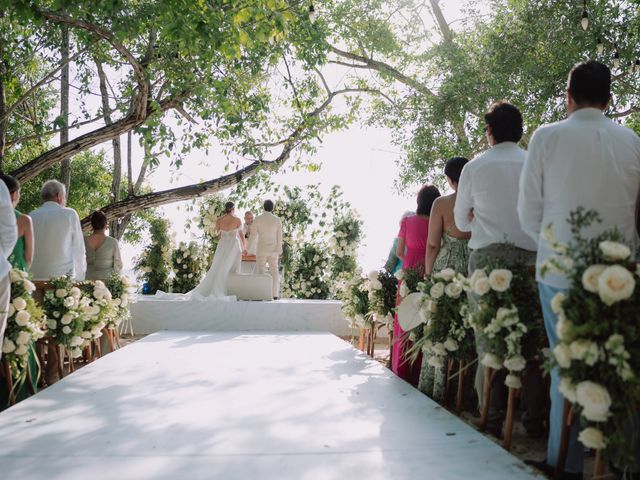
[155,228,241,301]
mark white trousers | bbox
[0,274,10,361]
[256,254,280,298]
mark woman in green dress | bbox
[419,157,471,400]
[0,175,37,404]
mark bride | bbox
[155,201,246,300]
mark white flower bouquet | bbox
[471,261,544,389]
[367,269,398,330]
[543,208,640,464]
[286,242,331,299]
[2,269,46,388]
[105,274,131,330]
[340,275,372,329]
[78,280,116,342]
[171,241,205,293]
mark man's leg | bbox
[539,282,583,473]
[256,255,267,275]
[268,255,280,298]
[0,274,10,362]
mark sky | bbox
[114,1,486,277]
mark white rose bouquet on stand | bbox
[367,269,398,332]
[171,241,205,293]
[105,274,131,333]
[79,280,116,347]
[543,208,640,466]
[2,269,46,391]
[340,275,371,330]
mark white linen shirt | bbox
[0,182,17,279]
[30,202,86,281]
[454,142,537,252]
[518,108,640,289]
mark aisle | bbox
[0,332,540,479]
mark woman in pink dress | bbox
[392,184,441,385]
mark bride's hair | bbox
[224,201,235,214]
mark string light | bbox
[596,37,604,54]
[308,3,317,24]
[581,1,589,30]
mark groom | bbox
[254,200,283,300]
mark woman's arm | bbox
[113,239,123,274]
[395,237,406,260]
[425,200,444,276]
[384,238,399,272]
[21,215,34,268]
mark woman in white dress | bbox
[190,202,246,298]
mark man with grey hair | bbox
[0,180,17,361]
[30,180,86,281]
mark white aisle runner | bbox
[0,332,539,479]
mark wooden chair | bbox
[478,366,518,451]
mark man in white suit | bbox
[254,200,283,299]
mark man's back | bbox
[455,142,536,251]
[254,212,282,254]
[30,202,84,280]
[519,108,640,286]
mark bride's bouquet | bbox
[543,208,640,465]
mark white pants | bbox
[257,254,279,298]
[0,274,10,361]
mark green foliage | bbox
[340,275,370,328]
[367,269,397,328]
[135,217,172,294]
[42,277,88,359]
[329,211,362,279]
[171,241,206,293]
[284,242,331,300]
[104,274,131,329]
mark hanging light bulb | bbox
[308,4,317,24]
[613,49,620,69]
[581,1,589,30]
[596,38,604,54]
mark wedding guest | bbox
[454,101,544,437]
[84,210,123,281]
[0,180,17,362]
[519,60,640,478]
[419,157,470,400]
[392,185,440,385]
[384,210,413,274]
[243,210,258,257]
[30,180,86,281]
[1,175,33,272]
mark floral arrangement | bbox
[329,212,362,278]
[543,208,640,465]
[43,277,90,359]
[367,269,397,330]
[171,241,205,293]
[396,267,423,299]
[135,217,172,294]
[340,275,371,328]
[283,242,331,299]
[105,274,131,330]
[469,261,543,390]
[1,269,46,383]
[408,268,474,368]
[78,280,114,343]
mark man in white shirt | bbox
[518,61,640,478]
[0,181,18,361]
[254,200,283,299]
[455,101,543,438]
[30,180,86,281]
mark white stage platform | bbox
[130,296,353,336]
[0,332,539,479]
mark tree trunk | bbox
[59,24,71,191]
[95,59,122,234]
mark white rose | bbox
[598,265,636,306]
[399,283,410,298]
[7,304,15,317]
[427,356,444,368]
[443,338,459,352]
[488,269,513,292]
[504,374,522,389]
[481,353,503,370]
[12,297,27,311]
[394,270,405,281]
[10,270,22,282]
[2,338,16,353]
[503,355,526,372]
[432,342,447,356]
[64,296,76,308]
[556,314,573,341]
[599,241,631,261]
[61,313,74,325]
[70,336,84,347]
[473,277,491,296]
[23,280,36,293]
[578,427,607,450]
[71,348,83,359]
[430,282,445,299]
[53,311,60,318]
[47,319,57,330]
[16,331,31,345]
[437,268,456,281]
[569,340,599,366]
[559,377,577,403]
[55,289,67,298]
[62,326,72,334]
[576,381,611,422]
[372,279,382,290]
[14,344,28,356]
[70,287,82,299]
[469,268,486,286]
[581,264,606,293]
[81,331,92,339]
[553,344,572,368]
[550,292,566,314]
[15,310,30,326]
[444,282,462,299]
